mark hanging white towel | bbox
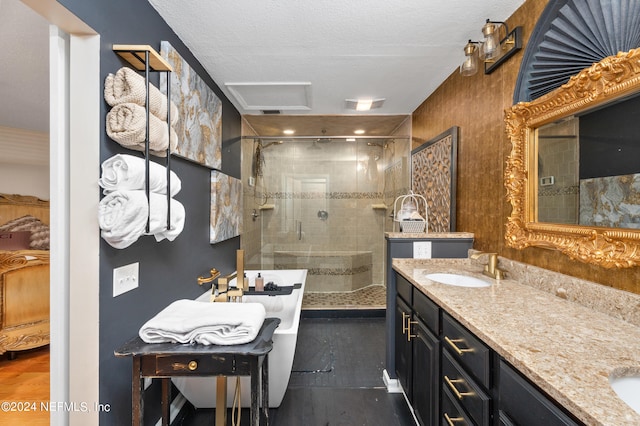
[99,154,182,196]
[104,67,178,125]
[139,300,267,346]
[106,103,178,157]
[98,190,185,249]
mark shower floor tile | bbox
[302,284,386,310]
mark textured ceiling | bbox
[148,0,526,116]
[0,0,527,137]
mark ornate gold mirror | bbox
[505,48,640,268]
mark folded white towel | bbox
[105,67,178,125]
[106,103,178,157]
[139,300,267,346]
[99,154,182,196]
[98,190,185,249]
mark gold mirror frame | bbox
[504,48,640,268]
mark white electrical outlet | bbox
[413,241,432,259]
[113,262,139,297]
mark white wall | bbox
[0,162,50,200]
[0,126,50,200]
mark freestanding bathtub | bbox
[172,269,307,408]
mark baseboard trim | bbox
[383,369,403,393]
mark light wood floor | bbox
[0,346,50,425]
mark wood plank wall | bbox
[411,0,640,295]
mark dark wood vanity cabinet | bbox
[498,360,581,426]
[441,312,492,425]
[395,274,440,426]
[393,271,585,426]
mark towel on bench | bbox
[139,300,267,346]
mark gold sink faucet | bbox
[470,251,506,280]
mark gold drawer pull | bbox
[402,312,418,341]
[444,336,474,356]
[171,360,199,371]
[444,412,466,425]
[407,320,418,342]
[444,375,475,400]
[402,312,410,334]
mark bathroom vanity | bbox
[384,232,473,386]
[391,258,640,426]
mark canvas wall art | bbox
[160,41,222,169]
[210,171,243,243]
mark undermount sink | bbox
[610,374,640,414]
[424,273,491,288]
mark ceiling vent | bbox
[225,82,312,112]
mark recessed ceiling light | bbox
[283,129,295,135]
[356,99,373,111]
[354,129,365,135]
[344,98,385,111]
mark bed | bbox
[0,193,50,356]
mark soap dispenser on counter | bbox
[255,273,264,292]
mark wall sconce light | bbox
[460,19,522,76]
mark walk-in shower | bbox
[241,133,410,310]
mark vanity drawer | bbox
[442,312,491,389]
[442,349,491,426]
[413,288,439,335]
[149,354,237,376]
[396,273,413,304]
[441,386,474,426]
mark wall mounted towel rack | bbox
[112,44,174,232]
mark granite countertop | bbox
[385,232,474,239]
[392,258,640,426]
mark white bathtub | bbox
[172,269,307,408]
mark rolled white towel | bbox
[139,300,267,346]
[99,154,182,196]
[104,67,178,125]
[106,103,178,157]
[98,190,185,249]
[146,192,185,243]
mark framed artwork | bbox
[210,171,243,243]
[411,126,458,232]
[160,41,222,169]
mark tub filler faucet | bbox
[196,250,246,303]
[470,251,506,280]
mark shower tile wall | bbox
[258,140,384,292]
[241,118,411,296]
[537,118,579,224]
[240,121,262,267]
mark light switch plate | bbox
[113,262,139,297]
[413,241,432,259]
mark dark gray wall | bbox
[57,0,242,423]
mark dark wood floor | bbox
[178,317,415,426]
